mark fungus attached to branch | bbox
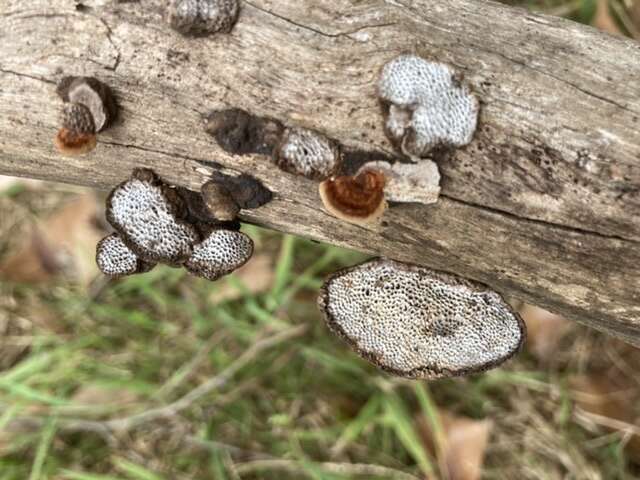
[318,258,526,379]
[319,170,387,225]
[168,0,240,36]
[185,229,254,281]
[106,169,199,265]
[378,54,479,158]
[96,233,155,277]
[57,76,117,132]
[207,172,273,210]
[357,159,441,205]
[205,108,284,156]
[201,180,240,221]
[55,103,97,156]
[274,127,342,180]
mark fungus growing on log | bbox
[168,0,240,36]
[57,76,117,132]
[96,233,155,277]
[205,108,284,156]
[55,103,97,156]
[274,127,342,180]
[106,169,199,265]
[378,55,479,158]
[357,159,441,205]
[207,172,273,210]
[185,229,253,281]
[318,258,526,379]
[201,180,240,222]
[319,170,387,225]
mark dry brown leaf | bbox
[418,410,492,480]
[0,193,103,286]
[569,374,634,421]
[519,304,572,360]
[209,253,274,303]
[593,0,624,35]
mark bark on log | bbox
[0,0,639,344]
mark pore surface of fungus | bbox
[185,229,253,281]
[357,160,441,205]
[96,233,155,277]
[168,0,240,36]
[318,258,525,378]
[378,55,479,158]
[275,127,341,180]
[106,169,199,265]
[55,103,97,156]
[319,170,387,225]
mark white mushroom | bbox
[185,229,254,281]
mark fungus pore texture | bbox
[275,127,341,180]
[96,233,154,277]
[106,169,199,265]
[318,258,525,378]
[185,229,254,281]
[57,76,116,132]
[378,55,479,158]
[168,0,240,35]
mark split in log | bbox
[0,1,638,344]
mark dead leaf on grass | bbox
[519,304,572,360]
[209,253,274,303]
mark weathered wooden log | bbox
[0,0,638,344]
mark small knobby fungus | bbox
[378,54,479,158]
[57,76,117,132]
[319,170,387,225]
[96,233,155,277]
[185,229,253,281]
[204,108,284,156]
[106,169,200,265]
[274,127,342,180]
[357,159,441,205]
[201,180,240,221]
[318,258,526,379]
[168,0,240,36]
[55,103,97,156]
[208,172,273,210]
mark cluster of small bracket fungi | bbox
[52,0,524,381]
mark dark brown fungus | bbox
[319,170,387,225]
[201,180,240,221]
[204,108,284,156]
[208,172,272,210]
[106,169,199,266]
[96,233,155,277]
[57,76,117,132]
[318,258,526,379]
[168,0,240,36]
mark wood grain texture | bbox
[0,0,638,343]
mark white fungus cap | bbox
[96,233,155,277]
[357,160,441,205]
[378,55,479,158]
[185,229,254,281]
[318,258,525,378]
[168,0,240,35]
[275,127,341,180]
[106,170,199,265]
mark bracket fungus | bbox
[378,55,479,158]
[274,127,342,180]
[96,233,155,277]
[106,169,200,265]
[357,159,441,205]
[168,0,240,36]
[185,229,253,281]
[318,258,526,379]
[319,170,387,226]
[55,76,117,155]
